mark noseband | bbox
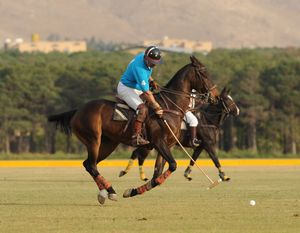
[195,67,218,103]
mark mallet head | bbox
[207,179,222,190]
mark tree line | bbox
[0,48,300,156]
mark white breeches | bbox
[117,82,143,110]
[184,111,198,127]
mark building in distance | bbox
[4,34,87,53]
[143,36,213,54]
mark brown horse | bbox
[48,56,218,204]
[119,87,239,182]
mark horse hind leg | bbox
[119,148,138,178]
[184,146,203,181]
[206,146,230,181]
[97,136,120,202]
[82,143,108,205]
[83,136,119,205]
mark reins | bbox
[159,86,211,100]
[159,91,186,116]
[155,86,212,116]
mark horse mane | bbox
[164,56,208,89]
[164,63,191,88]
[204,102,222,115]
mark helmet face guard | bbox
[144,46,162,65]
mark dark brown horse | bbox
[119,87,239,182]
[48,56,218,204]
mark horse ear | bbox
[221,87,226,95]
[190,55,197,66]
[191,55,204,66]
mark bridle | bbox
[157,87,213,116]
[218,98,231,125]
[199,95,236,127]
[158,64,217,101]
[194,66,218,103]
[153,64,218,115]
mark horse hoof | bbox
[219,172,230,182]
[119,171,127,177]
[142,178,149,182]
[108,193,118,202]
[223,176,230,181]
[97,189,108,205]
[123,188,133,198]
[184,174,192,181]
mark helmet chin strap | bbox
[144,57,155,68]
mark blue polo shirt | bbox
[120,53,152,92]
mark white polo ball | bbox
[250,200,256,206]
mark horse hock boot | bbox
[132,104,149,146]
[189,126,201,147]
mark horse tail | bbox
[48,109,77,135]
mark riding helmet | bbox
[144,46,162,64]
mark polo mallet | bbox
[163,119,222,190]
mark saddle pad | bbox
[112,103,131,121]
[181,121,187,130]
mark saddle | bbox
[113,96,135,121]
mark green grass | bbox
[0,166,299,233]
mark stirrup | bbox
[132,134,150,146]
[190,138,201,147]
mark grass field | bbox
[0,165,299,233]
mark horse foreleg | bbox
[123,169,172,198]
[184,146,203,181]
[153,153,166,179]
[123,142,175,198]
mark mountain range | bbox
[1,0,299,48]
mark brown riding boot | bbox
[189,126,201,147]
[132,120,150,146]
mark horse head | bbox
[218,87,240,116]
[189,56,218,101]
